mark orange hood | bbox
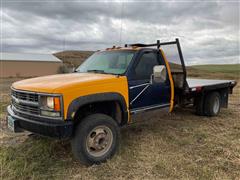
[12,73,120,93]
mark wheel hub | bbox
[86,125,113,157]
[94,133,108,150]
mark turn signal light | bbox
[54,97,61,111]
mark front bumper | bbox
[7,105,73,139]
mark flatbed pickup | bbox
[7,38,237,165]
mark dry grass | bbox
[0,66,239,180]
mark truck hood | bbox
[12,73,120,93]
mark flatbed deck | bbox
[187,78,236,90]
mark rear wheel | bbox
[195,96,205,116]
[204,92,221,116]
[71,113,120,165]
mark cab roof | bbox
[103,39,166,52]
[103,46,161,52]
[104,46,143,51]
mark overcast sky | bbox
[1,0,239,65]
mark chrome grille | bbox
[11,89,40,116]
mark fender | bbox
[67,92,129,124]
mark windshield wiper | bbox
[87,69,106,74]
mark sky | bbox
[1,0,239,65]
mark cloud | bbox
[1,0,239,65]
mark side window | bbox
[133,52,159,80]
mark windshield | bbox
[76,50,135,75]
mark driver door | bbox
[128,50,171,111]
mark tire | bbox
[195,96,205,116]
[204,92,221,117]
[71,113,120,166]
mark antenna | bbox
[63,36,66,61]
[119,2,124,46]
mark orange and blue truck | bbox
[7,39,237,165]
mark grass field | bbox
[187,64,239,80]
[192,64,240,75]
[0,65,239,179]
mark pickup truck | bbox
[7,39,237,165]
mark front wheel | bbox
[71,113,120,165]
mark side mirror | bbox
[152,65,167,83]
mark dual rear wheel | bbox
[196,91,221,116]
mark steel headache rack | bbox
[124,38,186,71]
[126,38,187,89]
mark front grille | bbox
[12,90,38,102]
[12,100,40,115]
[11,89,40,116]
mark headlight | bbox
[46,97,54,109]
[40,96,62,117]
